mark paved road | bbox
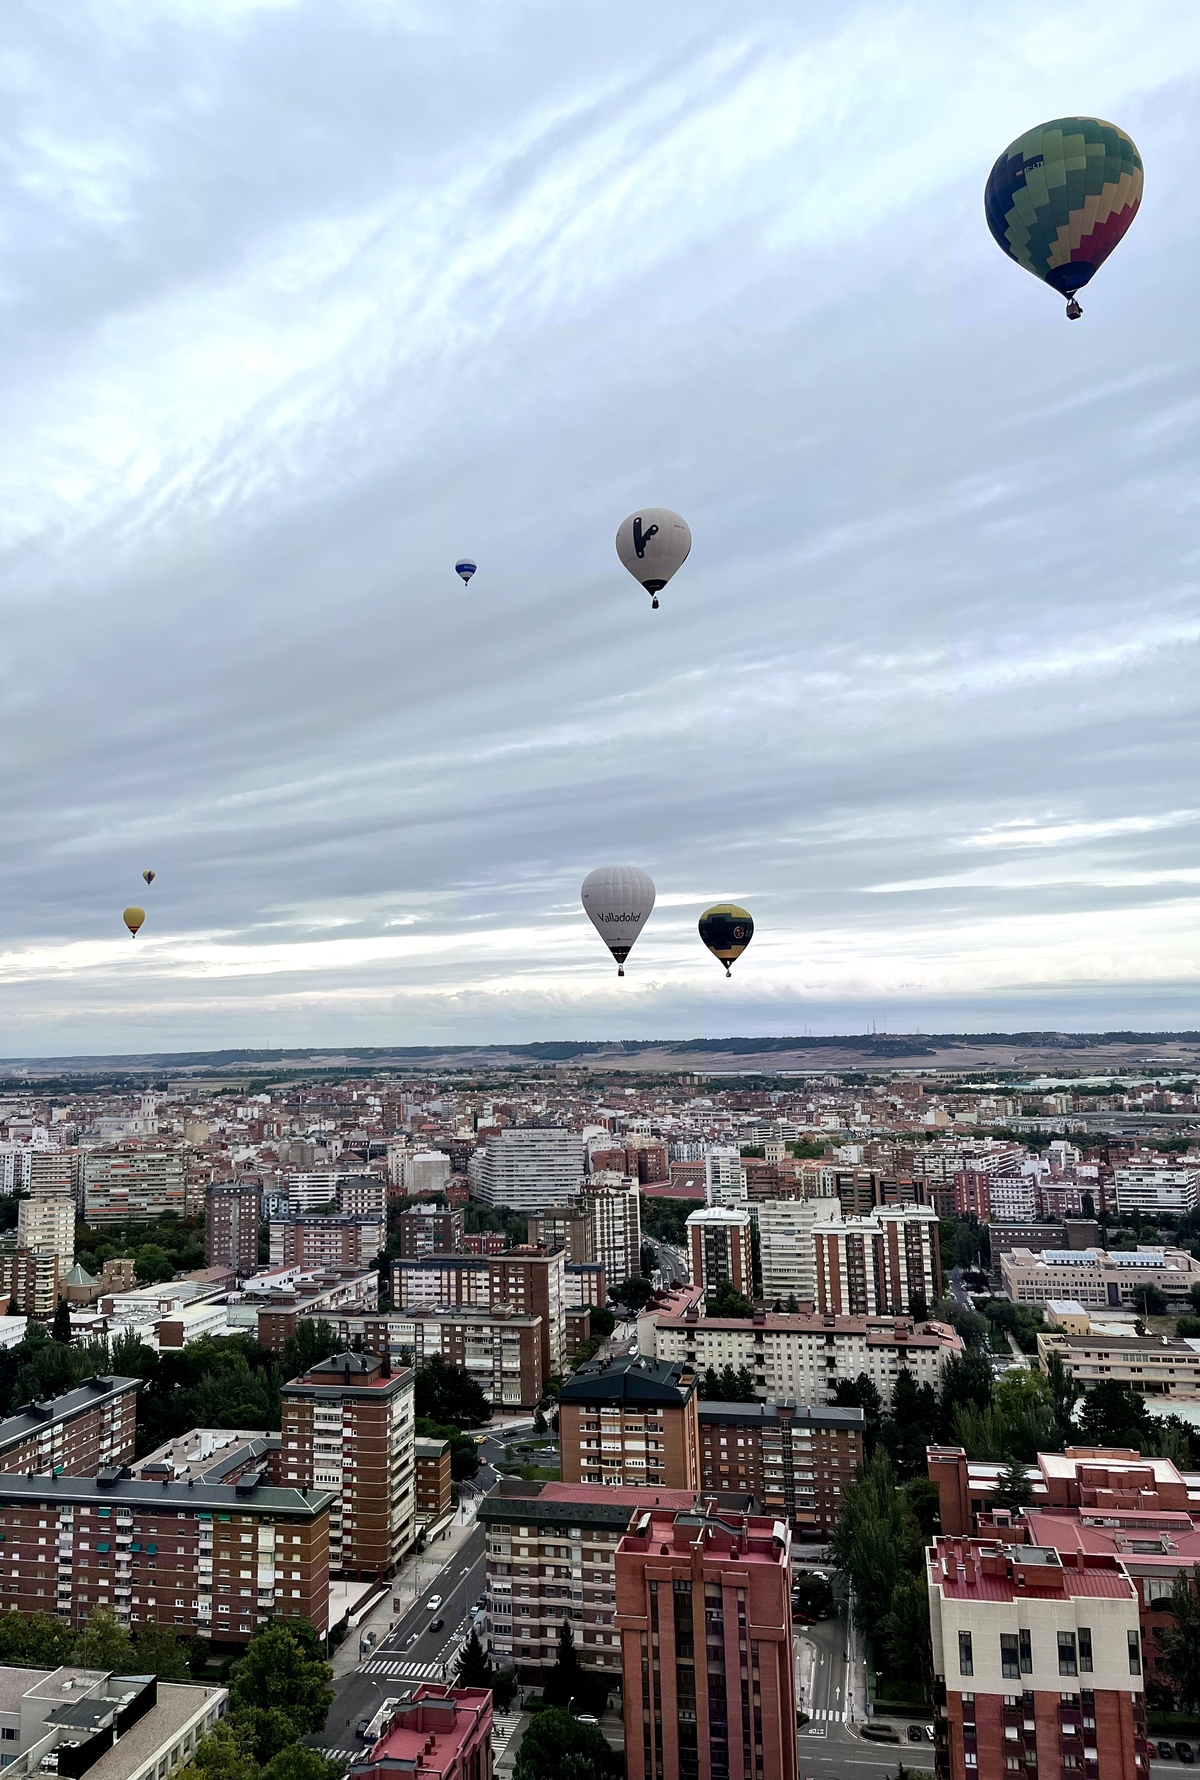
[308,1523,487,1764]
[797,1581,933,1779]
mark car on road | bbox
[355,1722,372,1742]
[428,1618,445,1634]
[425,1595,443,1611]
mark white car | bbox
[425,1595,443,1611]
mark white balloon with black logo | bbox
[581,866,656,976]
[615,509,691,609]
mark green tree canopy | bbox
[75,1609,135,1675]
[1076,1380,1152,1451]
[1155,1563,1200,1714]
[134,1244,176,1285]
[607,1277,654,1313]
[414,1355,490,1429]
[513,1710,622,1780]
[228,1622,334,1742]
[279,1320,341,1385]
[705,1283,754,1319]
[260,1749,344,1780]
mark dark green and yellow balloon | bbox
[698,904,753,977]
[984,118,1142,318]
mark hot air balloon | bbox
[984,118,1143,318]
[581,866,655,976]
[142,870,156,886]
[615,510,691,609]
[698,904,754,977]
[455,560,477,586]
[123,907,145,938]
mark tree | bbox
[134,1244,176,1285]
[939,1348,994,1425]
[697,1364,757,1403]
[1155,1563,1200,1714]
[513,1710,622,1780]
[0,1608,78,1668]
[1076,1381,1152,1451]
[588,1308,615,1341]
[705,1283,754,1319]
[882,1371,942,1481]
[994,1456,1034,1513]
[229,1622,334,1744]
[133,1621,191,1679]
[832,1374,883,1455]
[76,1609,135,1674]
[607,1277,654,1313]
[260,1749,345,1780]
[640,1244,659,1280]
[1189,1281,1200,1315]
[544,1619,584,1708]
[280,1320,340,1385]
[229,1709,302,1767]
[455,1628,492,1688]
[180,1723,258,1780]
[831,1449,924,1642]
[51,1300,71,1345]
[1044,1349,1077,1443]
[1131,1285,1168,1316]
[883,1571,933,1700]
[1081,1192,1096,1220]
[414,1355,490,1429]
[908,1289,928,1323]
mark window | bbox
[958,1632,973,1677]
[1058,1632,1077,1677]
[1078,1628,1092,1674]
[1019,1629,1032,1674]
[1001,1635,1020,1679]
[1128,1630,1141,1676]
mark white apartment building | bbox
[16,1190,74,1270]
[400,1149,453,1196]
[988,1175,1040,1220]
[756,1196,840,1305]
[1113,1167,1199,1216]
[812,1203,940,1316]
[652,1308,963,1406]
[468,1127,586,1211]
[912,1138,1027,1184]
[285,1169,373,1210]
[1002,1245,1200,1308]
[704,1147,747,1206]
[585,1182,641,1288]
[82,1151,186,1221]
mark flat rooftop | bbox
[83,1684,224,1780]
[0,1377,138,1453]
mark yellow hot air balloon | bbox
[698,903,753,977]
[123,907,146,938]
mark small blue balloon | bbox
[455,560,477,585]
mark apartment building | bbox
[1037,1328,1200,1399]
[653,1306,963,1407]
[686,1207,752,1298]
[16,1191,74,1271]
[414,1437,452,1530]
[755,1197,838,1305]
[395,1204,465,1258]
[616,1506,797,1780]
[346,1684,492,1780]
[0,1376,138,1477]
[0,1470,332,1643]
[268,1212,385,1271]
[389,1308,543,1410]
[279,1350,415,1579]
[244,1265,379,1350]
[565,1261,606,1308]
[392,1149,453,1197]
[926,1534,1147,1780]
[468,1128,586,1211]
[390,1248,565,1381]
[1113,1166,1199,1215]
[0,1246,60,1316]
[205,1182,260,1277]
[1001,1245,1200,1308]
[27,1148,85,1205]
[82,1152,187,1222]
[584,1182,641,1289]
[481,1480,694,1681]
[558,1355,700,1490]
[697,1401,864,1538]
[811,1204,940,1316]
[526,1205,593,1262]
[704,1148,747,1204]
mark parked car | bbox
[907,1726,924,1743]
[1158,1741,1176,1759]
[1177,1746,1195,1765]
[428,1618,445,1634]
[925,1726,935,1741]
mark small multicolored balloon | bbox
[984,117,1143,319]
[142,870,156,885]
[455,560,477,586]
[698,904,754,977]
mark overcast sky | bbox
[4,0,1200,1055]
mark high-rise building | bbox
[27,1148,84,1208]
[468,1128,586,1212]
[811,1204,940,1316]
[585,1182,641,1290]
[616,1506,797,1780]
[755,1197,839,1305]
[697,1400,864,1537]
[686,1206,753,1298]
[1113,1166,1199,1215]
[0,1470,332,1643]
[268,1212,385,1271]
[82,1152,187,1222]
[527,1205,593,1262]
[704,1148,747,1206]
[399,1149,453,1197]
[0,1244,60,1315]
[395,1204,465,1258]
[385,1308,544,1409]
[17,1190,74,1271]
[390,1248,565,1381]
[926,1533,1147,1780]
[279,1350,416,1580]
[205,1182,260,1276]
[558,1355,700,1490]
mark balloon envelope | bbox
[455,560,477,584]
[984,118,1142,309]
[699,904,754,976]
[142,870,156,885]
[581,866,656,975]
[615,510,691,606]
[123,907,145,937]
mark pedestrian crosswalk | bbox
[362,1659,444,1679]
[808,1708,845,1722]
[313,1751,356,1767]
[491,1717,522,1764]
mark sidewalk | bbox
[329,1505,485,1681]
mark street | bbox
[307,1522,487,1765]
[797,1585,933,1779]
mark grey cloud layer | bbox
[2,0,1200,1051]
